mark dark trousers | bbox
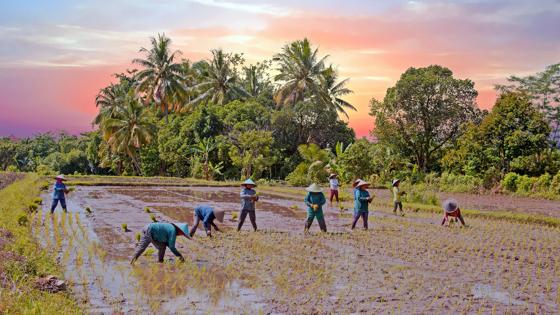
[50,198,67,213]
[237,209,257,231]
[132,225,167,262]
[393,201,403,213]
[351,211,368,230]
[305,216,327,232]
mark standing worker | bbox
[441,199,467,227]
[392,179,406,216]
[328,174,340,207]
[304,183,327,233]
[352,180,373,230]
[130,222,190,264]
[189,205,225,237]
[51,175,69,214]
[238,179,259,232]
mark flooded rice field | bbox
[36,185,560,314]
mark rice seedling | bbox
[150,214,157,222]
[28,202,38,212]
[85,206,92,214]
[136,232,141,242]
[232,211,238,221]
[144,207,151,213]
[17,214,28,226]
[33,197,43,205]
[121,223,129,232]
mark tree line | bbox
[1,34,559,191]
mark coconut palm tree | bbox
[273,38,328,107]
[188,49,248,106]
[133,33,187,121]
[242,62,272,98]
[319,66,356,118]
[100,90,156,175]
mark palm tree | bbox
[242,62,272,98]
[133,33,187,121]
[189,138,217,180]
[273,38,328,107]
[188,49,248,106]
[100,90,156,175]
[319,66,356,118]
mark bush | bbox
[286,164,310,186]
[6,165,18,172]
[36,164,55,176]
[502,172,519,192]
[438,172,482,193]
[516,175,536,193]
[551,172,560,194]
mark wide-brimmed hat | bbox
[329,174,337,179]
[305,183,323,193]
[392,179,400,186]
[213,209,225,223]
[352,178,362,188]
[55,175,67,181]
[356,180,370,188]
[171,223,190,238]
[443,198,459,213]
[241,179,257,187]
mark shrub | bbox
[534,173,552,192]
[36,164,55,176]
[502,172,519,192]
[285,164,310,186]
[516,175,536,193]
[438,172,482,193]
[551,172,560,194]
[6,165,18,172]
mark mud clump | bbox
[34,275,67,293]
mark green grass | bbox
[0,173,82,314]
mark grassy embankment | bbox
[0,173,81,314]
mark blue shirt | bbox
[148,223,182,257]
[52,182,67,199]
[304,192,326,214]
[240,188,258,211]
[354,189,370,212]
[195,205,215,230]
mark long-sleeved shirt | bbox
[354,189,371,212]
[149,222,182,257]
[392,186,402,202]
[240,188,258,211]
[52,182,67,199]
[329,179,339,190]
[195,205,215,230]
[304,192,326,214]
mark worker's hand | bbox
[312,204,318,211]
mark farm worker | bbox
[441,198,466,227]
[328,174,340,206]
[392,179,406,216]
[352,180,373,230]
[304,183,327,233]
[189,205,225,237]
[51,175,69,214]
[238,179,259,232]
[130,222,190,264]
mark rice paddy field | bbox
[26,177,560,314]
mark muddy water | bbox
[36,185,560,314]
[38,186,267,314]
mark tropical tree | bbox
[100,90,156,175]
[133,33,187,120]
[229,130,276,179]
[189,49,247,106]
[326,141,351,181]
[370,65,481,171]
[273,38,327,107]
[319,66,356,118]
[189,138,218,181]
[242,61,272,99]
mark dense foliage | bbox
[1,34,559,193]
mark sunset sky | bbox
[1,0,559,137]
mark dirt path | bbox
[37,185,560,314]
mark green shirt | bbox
[149,223,181,257]
[304,192,326,215]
